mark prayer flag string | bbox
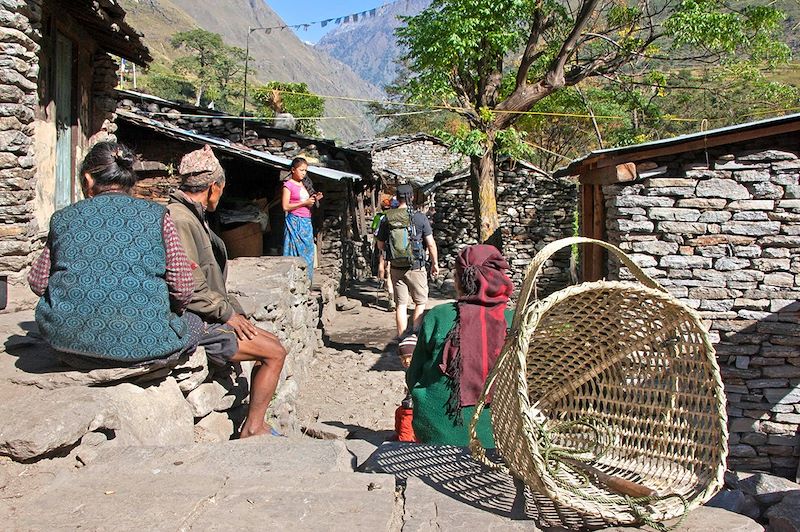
[250,1,399,35]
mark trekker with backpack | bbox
[377,184,439,338]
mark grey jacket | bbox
[167,190,243,322]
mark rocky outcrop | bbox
[0,256,320,462]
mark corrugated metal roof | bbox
[116,110,362,182]
[555,112,800,177]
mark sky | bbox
[266,1,387,43]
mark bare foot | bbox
[239,424,271,439]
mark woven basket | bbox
[469,237,728,527]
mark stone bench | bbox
[0,257,322,463]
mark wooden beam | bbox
[571,120,800,177]
[579,162,637,185]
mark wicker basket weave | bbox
[469,237,728,527]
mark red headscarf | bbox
[440,244,514,417]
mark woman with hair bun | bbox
[28,141,200,364]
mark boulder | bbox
[739,472,800,505]
[105,377,194,447]
[0,376,194,461]
[194,411,234,443]
[0,383,119,461]
[766,491,800,532]
[185,380,227,418]
[171,346,209,393]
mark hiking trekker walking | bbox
[376,184,439,338]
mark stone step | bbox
[85,437,355,476]
[2,467,397,530]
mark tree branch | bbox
[515,0,550,89]
[493,0,600,130]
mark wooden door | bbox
[54,31,74,210]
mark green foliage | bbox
[396,0,541,105]
[251,82,325,136]
[433,125,488,157]
[167,28,247,112]
[396,0,793,166]
[139,63,196,102]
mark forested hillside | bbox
[119,0,384,142]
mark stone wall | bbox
[0,2,127,311]
[226,257,321,434]
[371,141,468,188]
[89,51,121,145]
[599,144,800,478]
[0,0,41,304]
[430,167,578,297]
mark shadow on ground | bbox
[2,320,70,375]
[360,442,609,531]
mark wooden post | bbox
[356,191,366,238]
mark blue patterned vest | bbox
[35,193,189,362]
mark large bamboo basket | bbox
[469,237,728,527]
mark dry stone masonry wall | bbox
[371,141,467,187]
[601,145,800,478]
[431,167,578,297]
[0,0,42,285]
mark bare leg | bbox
[411,303,426,333]
[385,260,395,310]
[395,303,408,337]
[231,327,288,438]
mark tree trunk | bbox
[469,139,502,250]
[195,85,204,107]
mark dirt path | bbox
[295,279,451,443]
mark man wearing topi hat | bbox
[168,145,288,438]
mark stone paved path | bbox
[295,279,452,444]
[0,286,766,531]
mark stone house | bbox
[115,110,368,289]
[422,160,578,296]
[0,0,150,309]
[556,113,800,478]
[347,133,469,207]
[115,90,381,286]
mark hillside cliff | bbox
[120,0,383,142]
[315,0,430,90]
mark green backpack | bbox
[385,208,417,268]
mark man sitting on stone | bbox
[168,145,288,438]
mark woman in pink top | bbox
[282,157,322,279]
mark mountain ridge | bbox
[315,0,430,90]
[119,0,383,142]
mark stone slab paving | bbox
[402,477,535,531]
[1,438,397,530]
[598,506,764,532]
[362,442,764,532]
